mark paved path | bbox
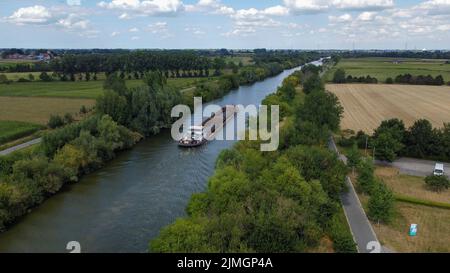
[329,138,388,253]
[0,138,42,156]
[376,157,450,178]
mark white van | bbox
[434,163,445,176]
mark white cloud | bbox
[329,13,352,22]
[357,11,377,21]
[131,36,140,40]
[57,14,89,29]
[283,0,330,14]
[6,5,52,24]
[147,21,168,33]
[111,31,120,36]
[67,0,82,6]
[416,0,450,15]
[98,0,184,17]
[129,27,139,32]
[185,26,206,35]
[332,0,394,11]
[119,13,131,19]
[283,0,394,14]
[263,5,290,16]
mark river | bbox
[0,60,323,253]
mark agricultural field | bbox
[0,77,206,99]
[0,96,95,125]
[327,84,450,133]
[0,120,43,145]
[325,57,450,82]
[223,55,254,66]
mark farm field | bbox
[327,84,450,133]
[0,120,43,145]
[325,57,450,82]
[0,77,206,99]
[0,96,95,125]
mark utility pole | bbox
[365,136,369,156]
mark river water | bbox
[0,61,322,253]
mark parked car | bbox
[433,163,445,176]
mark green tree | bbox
[404,119,438,158]
[96,90,128,125]
[296,90,343,133]
[356,159,376,195]
[303,74,324,94]
[333,68,346,83]
[372,132,404,162]
[368,183,395,224]
[347,143,361,174]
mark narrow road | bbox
[376,157,450,178]
[328,138,387,253]
[0,138,42,156]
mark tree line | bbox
[151,63,358,253]
[332,68,446,85]
[340,119,450,163]
[390,74,446,86]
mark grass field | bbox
[374,202,450,252]
[325,57,450,82]
[327,84,450,133]
[0,120,43,145]
[376,167,450,205]
[0,77,206,99]
[0,96,95,125]
[353,178,450,252]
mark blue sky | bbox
[0,0,449,49]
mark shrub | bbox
[47,115,65,129]
[63,113,74,125]
[80,105,88,114]
[425,175,450,192]
[39,72,52,82]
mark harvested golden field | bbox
[0,96,95,125]
[327,84,450,133]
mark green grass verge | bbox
[0,121,44,145]
[325,57,450,82]
[395,194,450,210]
